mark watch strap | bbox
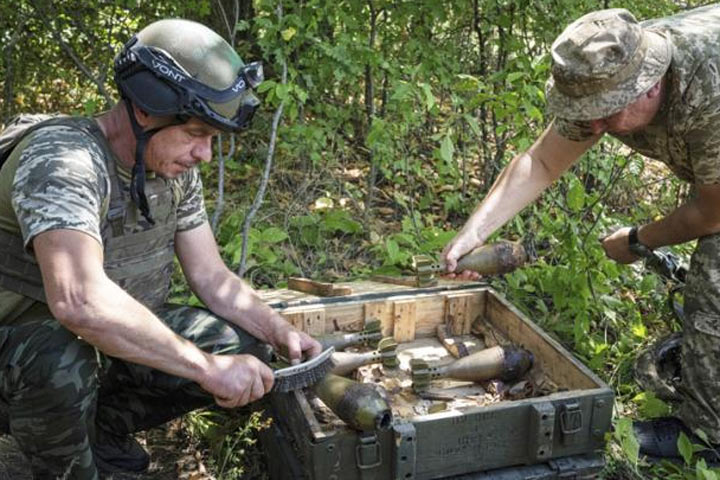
[628,226,653,258]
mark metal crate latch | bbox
[356,432,382,475]
[393,422,417,479]
[560,402,583,443]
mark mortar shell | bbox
[313,373,393,431]
[415,241,527,277]
[316,320,383,351]
[330,337,398,376]
[331,351,381,376]
[412,346,533,389]
[454,241,527,275]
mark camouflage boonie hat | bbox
[546,9,671,121]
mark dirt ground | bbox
[0,419,215,480]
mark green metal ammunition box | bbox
[260,282,613,479]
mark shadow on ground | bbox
[0,420,214,480]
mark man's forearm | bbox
[461,124,596,244]
[463,150,558,243]
[638,197,720,249]
[196,271,287,347]
[54,278,213,385]
[175,223,291,347]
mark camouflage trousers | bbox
[0,304,260,480]
[677,233,720,444]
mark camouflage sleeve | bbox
[175,167,208,232]
[11,126,110,250]
[685,60,720,185]
[552,117,596,142]
[687,102,720,185]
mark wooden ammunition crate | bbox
[259,281,613,480]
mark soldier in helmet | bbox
[0,19,321,479]
[443,5,720,461]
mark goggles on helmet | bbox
[114,37,264,131]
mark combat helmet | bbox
[113,19,263,222]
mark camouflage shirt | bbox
[0,122,208,323]
[554,5,720,185]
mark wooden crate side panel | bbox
[258,421,307,480]
[408,296,445,337]
[278,288,487,339]
[282,304,364,335]
[408,289,486,338]
[323,304,365,333]
[268,391,332,477]
[412,405,528,478]
[309,429,394,480]
[278,386,612,480]
[411,390,610,479]
[281,302,394,336]
[484,293,600,390]
[269,392,324,439]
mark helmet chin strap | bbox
[124,100,163,225]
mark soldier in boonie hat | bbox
[545,8,671,121]
[443,4,720,462]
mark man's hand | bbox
[601,227,640,264]
[442,229,482,280]
[270,323,323,365]
[202,353,275,408]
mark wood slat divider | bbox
[444,293,473,335]
[392,299,417,342]
[364,301,392,337]
[284,309,326,336]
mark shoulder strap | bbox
[0,114,108,168]
[1,114,56,166]
[2,114,127,236]
[0,115,117,304]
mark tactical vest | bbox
[0,116,177,311]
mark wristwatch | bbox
[628,226,653,258]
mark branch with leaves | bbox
[238,1,287,278]
[29,0,114,107]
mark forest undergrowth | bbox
[2,0,716,478]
